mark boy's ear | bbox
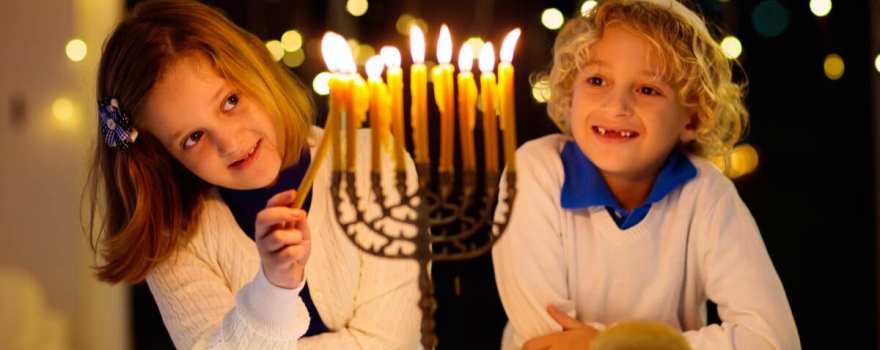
[679,112,699,143]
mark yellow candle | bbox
[431,66,447,169]
[381,47,406,171]
[478,43,499,173]
[410,26,429,165]
[434,25,456,173]
[321,32,344,171]
[349,75,369,172]
[457,44,477,171]
[341,76,356,172]
[328,75,343,171]
[300,31,348,209]
[365,55,388,172]
[499,29,521,172]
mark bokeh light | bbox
[809,0,832,17]
[281,30,303,52]
[580,1,598,16]
[720,36,743,59]
[283,49,305,68]
[823,53,844,80]
[65,39,87,62]
[752,0,789,38]
[541,8,564,30]
[346,0,368,17]
[265,40,284,61]
[312,72,332,96]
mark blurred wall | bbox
[874,0,880,345]
[0,0,129,349]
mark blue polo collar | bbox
[560,141,696,229]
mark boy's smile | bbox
[592,125,640,142]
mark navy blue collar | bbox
[560,141,696,228]
[218,148,312,240]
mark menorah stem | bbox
[415,183,437,349]
[417,254,437,349]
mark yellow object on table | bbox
[590,321,691,350]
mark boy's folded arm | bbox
[684,188,800,350]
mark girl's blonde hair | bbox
[86,0,314,284]
[543,0,748,157]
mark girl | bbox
[86,1,420,348]
[492,0,800,349]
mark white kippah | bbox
[636,0,710,34]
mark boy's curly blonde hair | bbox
[542,0,748,157]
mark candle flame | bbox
[458,43,473,72]
[321,32,356,74]
[437,25,452,64]
[410,25,425,64]
[500,28,521,63]
[365,55,385,79]
[338,39,358,74]
[479,42,496,73]
[380,46,402,68]
[321,32,343,72]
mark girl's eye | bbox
[222,93,239,112]
[586,76,604,86]
[639,86,662,96]
[183,131,204,149]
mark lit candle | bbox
[478,42,499,173]
[381,46,406,171]
[432,25,456,173]
[498,29,521,172]
[456,43,477,171]
[296,32,347,209]
[351,75,369,172]
[320,32,345,171]
[336,37,359,172]
[365,55,390,172]
[410,25,429,165]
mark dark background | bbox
[127,0,878,348]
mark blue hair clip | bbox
[98,98,138,149]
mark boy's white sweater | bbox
[493,134,800,350]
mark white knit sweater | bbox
[492,134,800,350]
[146,127,422,349]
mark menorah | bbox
[296,27,522,349]
[331,157,516,349]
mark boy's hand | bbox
[523,305,600,350]
[254,189,311,289]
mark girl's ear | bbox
[679,112,698,143]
